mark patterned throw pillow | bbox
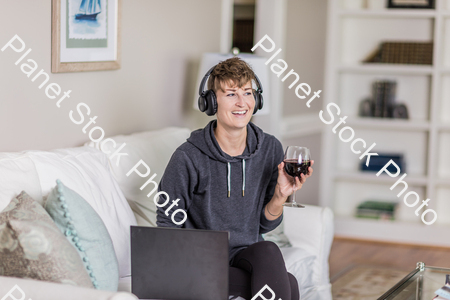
[0,192,93,288]
[0,191,49,225]
[44,180,119,291]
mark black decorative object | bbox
[392,104,409,119]
[388,0,434,9]
[359,98,373,117]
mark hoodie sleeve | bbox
[156,149,198,228]
[259,138,285,234]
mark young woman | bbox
[157,57,313,300]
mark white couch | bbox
[0,127,333,300]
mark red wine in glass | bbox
[284,159,311,177]
[283,146,311,208]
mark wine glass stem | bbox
[292,180,296,205]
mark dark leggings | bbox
[229,241,300,300]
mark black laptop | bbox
[130,226,229,300]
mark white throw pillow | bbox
[0,147,137,279]
[0,153,43,211]
[85,127,191,227]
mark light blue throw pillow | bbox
[44,179,119,291]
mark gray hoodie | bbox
[156,120,284,261]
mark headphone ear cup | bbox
[204,90,217,116]
[258,93,264,110]
[198,95,207,112]
[252,90,263,115]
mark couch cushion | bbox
[45,180,119,291]
[0,192,93,288]
[262,216,292,248]
[86,127,191,227]
[0,147,137,279]
[280,247,316,291]
[0,276,139,300]
[0,154,43,211]
[118,276,131,293]
[283,205,333,289]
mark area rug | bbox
[332,265,410,300]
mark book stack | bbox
[356,200,398,220]
[372,80,397,118]
[359,80,410,119]
[360,153,405,173]
[364,42,433,65]
[434,275,450,300]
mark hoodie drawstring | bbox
[227,159,246,197]
[242,159,246,197]
[227,162,231,198]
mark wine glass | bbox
[283,146,311,208]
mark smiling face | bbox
[215,81,255,131]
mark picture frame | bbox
[387,0,435,9]
[51,0,122,73]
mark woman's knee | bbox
[288,273,300,300]
[251,241,283,260]
[258,241,281,254]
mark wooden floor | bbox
[329,237,450,281]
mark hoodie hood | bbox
[187,120,265,197]
[187,120,265,163]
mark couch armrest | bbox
[0,276,138,300]
[282,205,334,287]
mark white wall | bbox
[0,0,221,152]
[283,0,328,116]
[278,0,328,205]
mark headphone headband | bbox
[199,66,216,96]
[198,64,263,96]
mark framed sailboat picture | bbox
[51,0,121,72]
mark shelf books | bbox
[373,80,396,118]
[356,200,398,220]
[360,80,402,119]
[364,41,433,65]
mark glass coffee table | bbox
[378,262,450,300]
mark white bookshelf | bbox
[321,0,450,246]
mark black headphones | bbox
[198,65,264,116]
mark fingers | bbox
[306,160,314,178]
[298,173,308,185]
[278,162,286,176]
